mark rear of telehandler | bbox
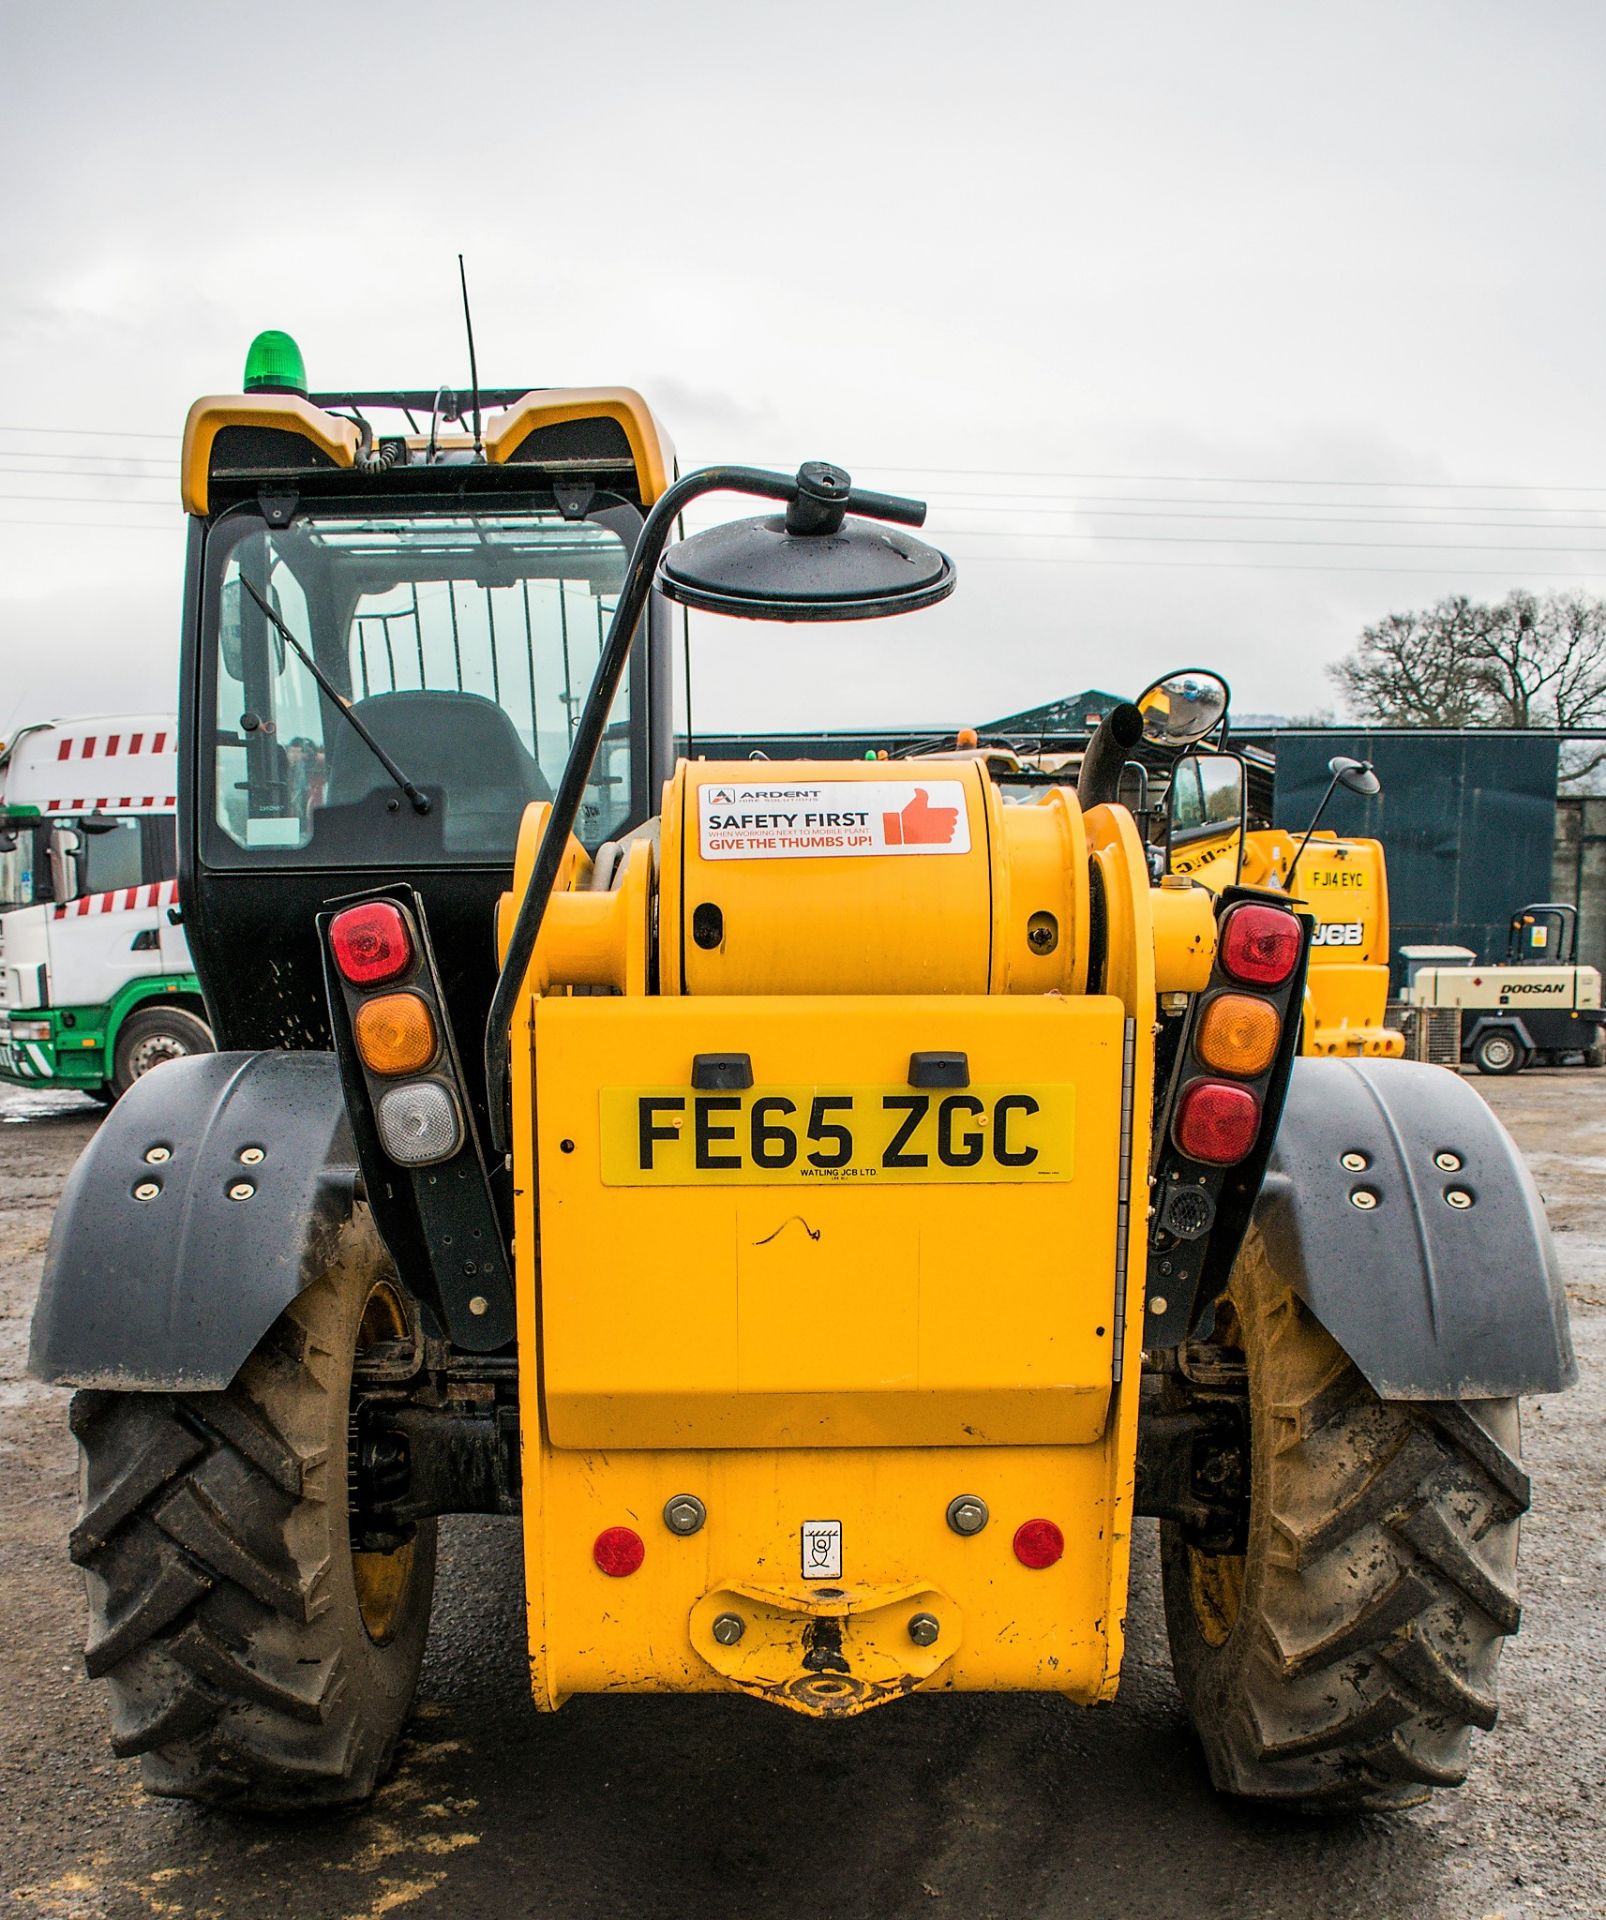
[1160,736,1404,1060]
[32,341,1574,1813]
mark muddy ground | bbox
[2,1071,1601,1920]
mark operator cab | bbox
[179,338,677,1133]
[1508,902,1577,965]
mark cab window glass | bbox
[210,509,635,860]
[74,817,144,896]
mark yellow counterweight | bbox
[502,762,1169,1719]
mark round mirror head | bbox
[1330,754,1381,797]
[657,514,956,623]
[1135,669,1231,746]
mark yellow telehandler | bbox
[1163,742,1404,1059]
[31,336,1573,1813]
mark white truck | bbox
[0,715,212,1099]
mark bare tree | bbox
[1330,591,1606,786]
[1329,596,1501,728]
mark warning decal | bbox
[697,779,971,861]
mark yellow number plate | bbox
[597,1084,1075,1186]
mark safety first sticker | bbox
[697,779,971,860]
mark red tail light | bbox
[1219,904,1301,987]
[593,1526,645,1577]
[330,901,413,987]
[1012,1518,1065,1569]
[1174,1080,1262,1165]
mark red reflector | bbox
[1012,1518,1064,1569]
[329,901,413,987]
[593,1526,645,1577]
[1175,1080,1262,1165]
[1219,903,1301,987]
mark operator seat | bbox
[323,689,551,856]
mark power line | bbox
[0,424,175,441]
[951,553,1606,576]
[0,492,171,508]
[0,468,171,484]
[864,463,1606,494]
[4,480,1600,532]
[925,500,1606,528]
[934,527,1606,553]
[0,516,1599,580]
[1,426,1600,496]
[918,488,1606,516]
[0,518,175,533]
[0,448,177,466]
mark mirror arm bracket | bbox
[1284,758,1377,893]
[482,465,817,1153]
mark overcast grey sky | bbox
[4,0,1605,737]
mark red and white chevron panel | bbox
[52,879,180,921]
[27,721,179,816]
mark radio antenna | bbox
[458,253,484,461]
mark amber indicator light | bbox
[1195,993,1280,1079]
[354,992,438,1077]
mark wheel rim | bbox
[1186,1544,1245,1647]
[350,1280,416,1647]
[1482,1035,1516,1069]
[127,1031,193,1078]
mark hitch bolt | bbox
[1340,1151,1368,1172]
[946,1495,989,1536]
[1445,1188,1474,1210]
[1435,1151,1462,1172]
[468,1294,488,1316]
[144,1146,171,1165]
[133,1181,160,1202]
[907,1613,941,1648]
[227,1182,254,1202]
[711,1612,745,1646]
[239,1146,265,1165]
[664,1494,707,1536]
[1349,1189,1377,1210]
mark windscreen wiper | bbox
[237,576,431,815]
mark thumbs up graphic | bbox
[883,787,960,847]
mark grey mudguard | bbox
[29,1051,359,1390]
[1255,1057,1576,1400]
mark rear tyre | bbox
[1472,1028,1526,1077]
[1160,1226,1527,1813]
[111,1005,213,1096]
[1584,1037,1606,1069]
[69,1218,436,1810]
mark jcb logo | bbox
[1311,921,1365,948]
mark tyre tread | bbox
[70,1239,436,1811]
[1162,1231,1527,1813]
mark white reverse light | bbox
[376,1081,462,1166]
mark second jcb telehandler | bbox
[32,335,1574,1814]
[1160,734,1405,1060]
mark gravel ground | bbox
[1,1071,1601,1920]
